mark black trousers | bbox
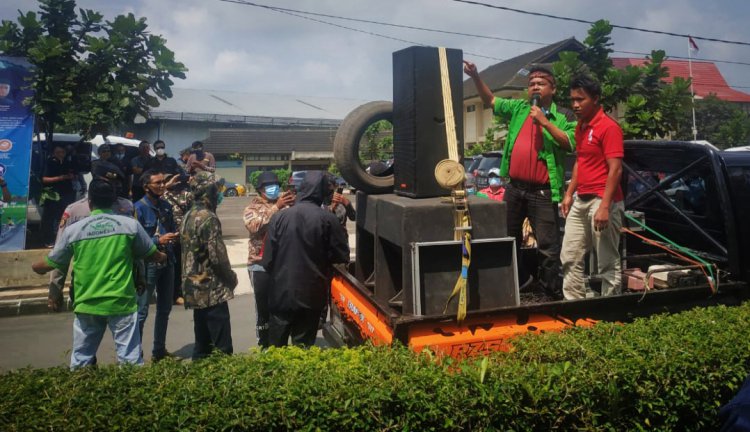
[173,244,183,301]
[504,183,562,288]
[268,307,321,347]
[192,301,233,360]
[41,192,74,246]
[249,269,272,348]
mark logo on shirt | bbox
[588,129,594,144]
[0,139,11,152]
[87,220,116,236]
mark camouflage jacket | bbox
[164,188,193,230]
[180,203,237,309]
[242,196,280,265]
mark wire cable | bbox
[451,0,750,47]
[219,0,504,61]
[216,0,750,88]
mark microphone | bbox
[531,93,541,107]
[530,93,542,124]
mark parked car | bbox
[219,179,246,197]
[463,155,482,188]
[288,170,349,192]
[288,170,307,191]
[474,151,502,190]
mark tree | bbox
[466,120,504,156]
[0,0,186,144]
[553,20,692,139]
[360,120,393,164]
[673,95,750,148]
[620,51,692,139]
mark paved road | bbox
[0,195,352,370]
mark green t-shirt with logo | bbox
[46,209,157,315]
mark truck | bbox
[324,131,750,357]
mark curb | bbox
[0,297,71,318]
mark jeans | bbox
[561,197,624,299]
[137,262,175,358]
[249,266,271,348]
[268,307,322,347]
[71,312,142,370]
[193,301,233,360]
[505,183,562,286]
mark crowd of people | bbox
[32,141,352,369]
[464,62,624,300]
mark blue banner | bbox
[0,56,34,251]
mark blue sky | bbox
[2,0,749,101]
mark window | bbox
[246,153,290,161]
[466,105,476,113]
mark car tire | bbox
[334,100,394,194]
[225,188,238,197]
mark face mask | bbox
[489,177,502,187]
[115,153,125,160]
[467,187,476,195]
[156,148,166,156]
[263,184,280,200]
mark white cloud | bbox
[2,0,749,98]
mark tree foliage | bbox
[466,120,504,156]
[360,119,393,164]
[553,19,692,139]
[673,95,750,148]
[0,0,186,142]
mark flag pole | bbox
[688,36,698,140]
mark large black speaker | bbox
[393,46,464,198]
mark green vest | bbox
[494,98,576,202]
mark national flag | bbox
[688,36,699,52]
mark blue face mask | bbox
[264,184,280,200]
[466,187,476,195]
[489,177,502,187]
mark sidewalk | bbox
[0,225,356,317]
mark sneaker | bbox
[152,352,181,362]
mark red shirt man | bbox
[560,74,624,300]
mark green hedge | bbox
[3,303,750,431]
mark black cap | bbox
[92,161,124,182]
[256,171,279,188]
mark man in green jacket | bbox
[464,61,576,295]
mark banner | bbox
[0,56,34,251]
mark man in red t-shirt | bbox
[560,74,624,300]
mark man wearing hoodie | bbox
[181,172,238,359]
[261,171,350,347]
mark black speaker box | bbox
[393,46,464,198]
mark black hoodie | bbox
[261,171,350,312]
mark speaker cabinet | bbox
[393,46,464,198]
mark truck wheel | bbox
[334,101,394,194]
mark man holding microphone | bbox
[464,61,576,295]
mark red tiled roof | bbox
[612,58,750,103]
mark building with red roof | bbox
[612,58,750,109]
